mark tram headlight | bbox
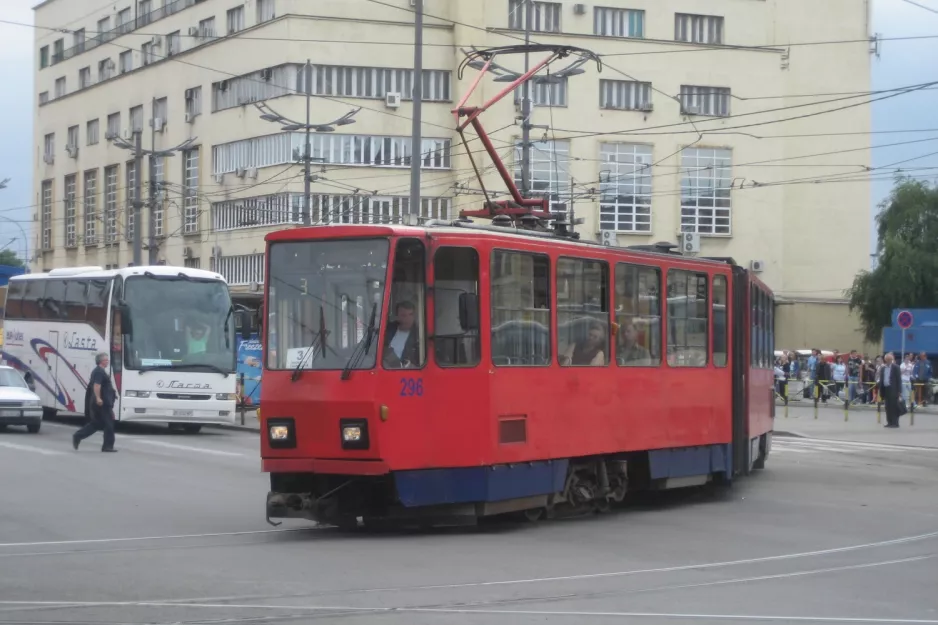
[342,426,362,442]
[339,418,369,450]
[267,418,295,449]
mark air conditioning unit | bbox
[573,3,587,14]
[211,245,222,258]
[600,230,617,247]
[260,68,273,81]
[66,145,78,158]
[218,80,229,92]
[750,259,765,273]
[42,153,54,165]
[385,92,402,109]
[183,246,193,259]
[235,167,247,179]
[214,173,225,184]
[104,130,117,140]
[185,112,195,123]
[150,35,162,46]
[246,167,258,180]
[188,26,200,37]
[122,129,134,140]
[681,231,701,254]
[150,117,164,132]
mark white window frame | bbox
[508,0,561,33]
[54,76,66,98]
[257,0,276,23]
[310,194,451,226]
[79,66,92,89]
[64,174,77,247]
[600,79,652,111]
[41,180,53,251]
[84,169,98,245]
[675,13,724,45]
[125,160,137,242]
[67,125,79,150]
[153,97,168,124]
[680,147,732,236]
[186,86,203,119]
[514,77,567,107]
[679,85,730,117]
[43,133,55,161]
[167,31,181,56]
[198,17,216,40]
[129,105,144,131]
[304,64,452,103]
[119,50,133,73]
[594,7,644,38]
[106,113,121,138]
[513,139,570,212]
[104,164,119,243]
[599,143,652,233]
[152,155,164,237]
[227,6,245,34]
[183,147,200,234]
[87,119,99,145]
[213,253,265,286]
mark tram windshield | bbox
[266,239,389,370]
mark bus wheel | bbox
[27,423,41,434]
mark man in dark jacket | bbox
[816,353,832,404]
[383,301,421,368]
[72,352,118,451]
[879,352,902,428]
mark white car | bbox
[0,366,44,433]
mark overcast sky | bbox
[1,0,936,267]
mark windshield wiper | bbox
[341,303,378,381]
[137,363,231,377]
[223,305,233,349]
[292,305,326,382]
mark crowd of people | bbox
[774,349,934,407]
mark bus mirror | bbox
[458,292,479,331]
[118,304,133,336]
[254,306,264,333]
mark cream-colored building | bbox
[31,0,873,348]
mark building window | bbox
[52,38,64,64]
[106,112,121,139]
[73,28,86,53]
[129,105,143,131]
[87,119,99,145]
[43,133,55,162]
[126,160,137,242]
[491,251,551,366]
[557,258,609,367]
[119,50,133,73]
[64,174,77,247]
[167,31,181,56]
[213,253,264,285]
[79,66,92,89]
[39,92,49,105]
[258,0,276,23]
[97,17,111,39]
[117,7,133,34]
[104,165,119,243]
[679,85,730,117]
[152,155,164,237]
[513,139,570,212]
[67,125,79,151]
[138,0,152,25]
[675,13,724,45]
[153,97,168,124]
[680,147,731,235]
[227,6,245,34]
[713,275,728,367]
[514,77,567,107]
[41,180,53,251]
[84,169,98,245]
[183,147,200,234]
[142,41,153,65]
[599,143,652,233]
[198,17,216,40]
[40,46,49,69]
[600,79,652,111]
[185,86,202,119]
[508,0,561,33]
[594,7,643,38]
[302,64,452,104]
[667,270,708,367]
[310,194,451,226]
[212,133,451,175]
[615,263,661,366]
[54,77,66,98]
[99,57,114,81]
[184,257,201,269]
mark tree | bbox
[847,178,938,343]
[0,249,23,268]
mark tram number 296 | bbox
[400,378,424,397]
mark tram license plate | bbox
[173,410,194,417]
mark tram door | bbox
[729,266,750,476]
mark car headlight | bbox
[23,400,41,407]
[125,390,150,398]
[216,393,237,401]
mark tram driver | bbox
[383,300,420,368]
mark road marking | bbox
[779,437,938,452]
[0,440,65,456]
[0,527,314,549]
[121,437,245,457]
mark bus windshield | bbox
[122,274,236,373]
[266,239,389,371]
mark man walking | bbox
[879,352,902,429]
[72,352,118,452]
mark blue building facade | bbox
[883,309,938,359]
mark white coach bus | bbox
[1,265,238,433]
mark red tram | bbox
[258,223,775,526]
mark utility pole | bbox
[111,132,197,266]
[409,0,424,219]
[520,0,533,197]
[255,93,360,226]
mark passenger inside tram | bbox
[618,319,653,366]
[560,319,606,366]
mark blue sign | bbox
[897,310,914,330]
[237,333,262,406]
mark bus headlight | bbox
[216,393,237,401]
[339,418,369,450]
[267,418,295,449]
[125,390,150,398]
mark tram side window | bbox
[433,247,481,367]
[766,290,774,365]
[667,270,708,367]
[384,238,426,369]
[4,280,24,319]
[557,257,608,367]
[491,250,550,366]
[713,275,728,367]
[40,279,67,320]
[615,263,660,367]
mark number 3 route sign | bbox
[897,310,914,330]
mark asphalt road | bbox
[1,420,937,625]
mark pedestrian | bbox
[72,352,118,452]
[816,352,832,403]
[879,352,902,428]
[900,353,915,408]
[832,356,847,399]
[913,352,932,407]
[847,350,863,404]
